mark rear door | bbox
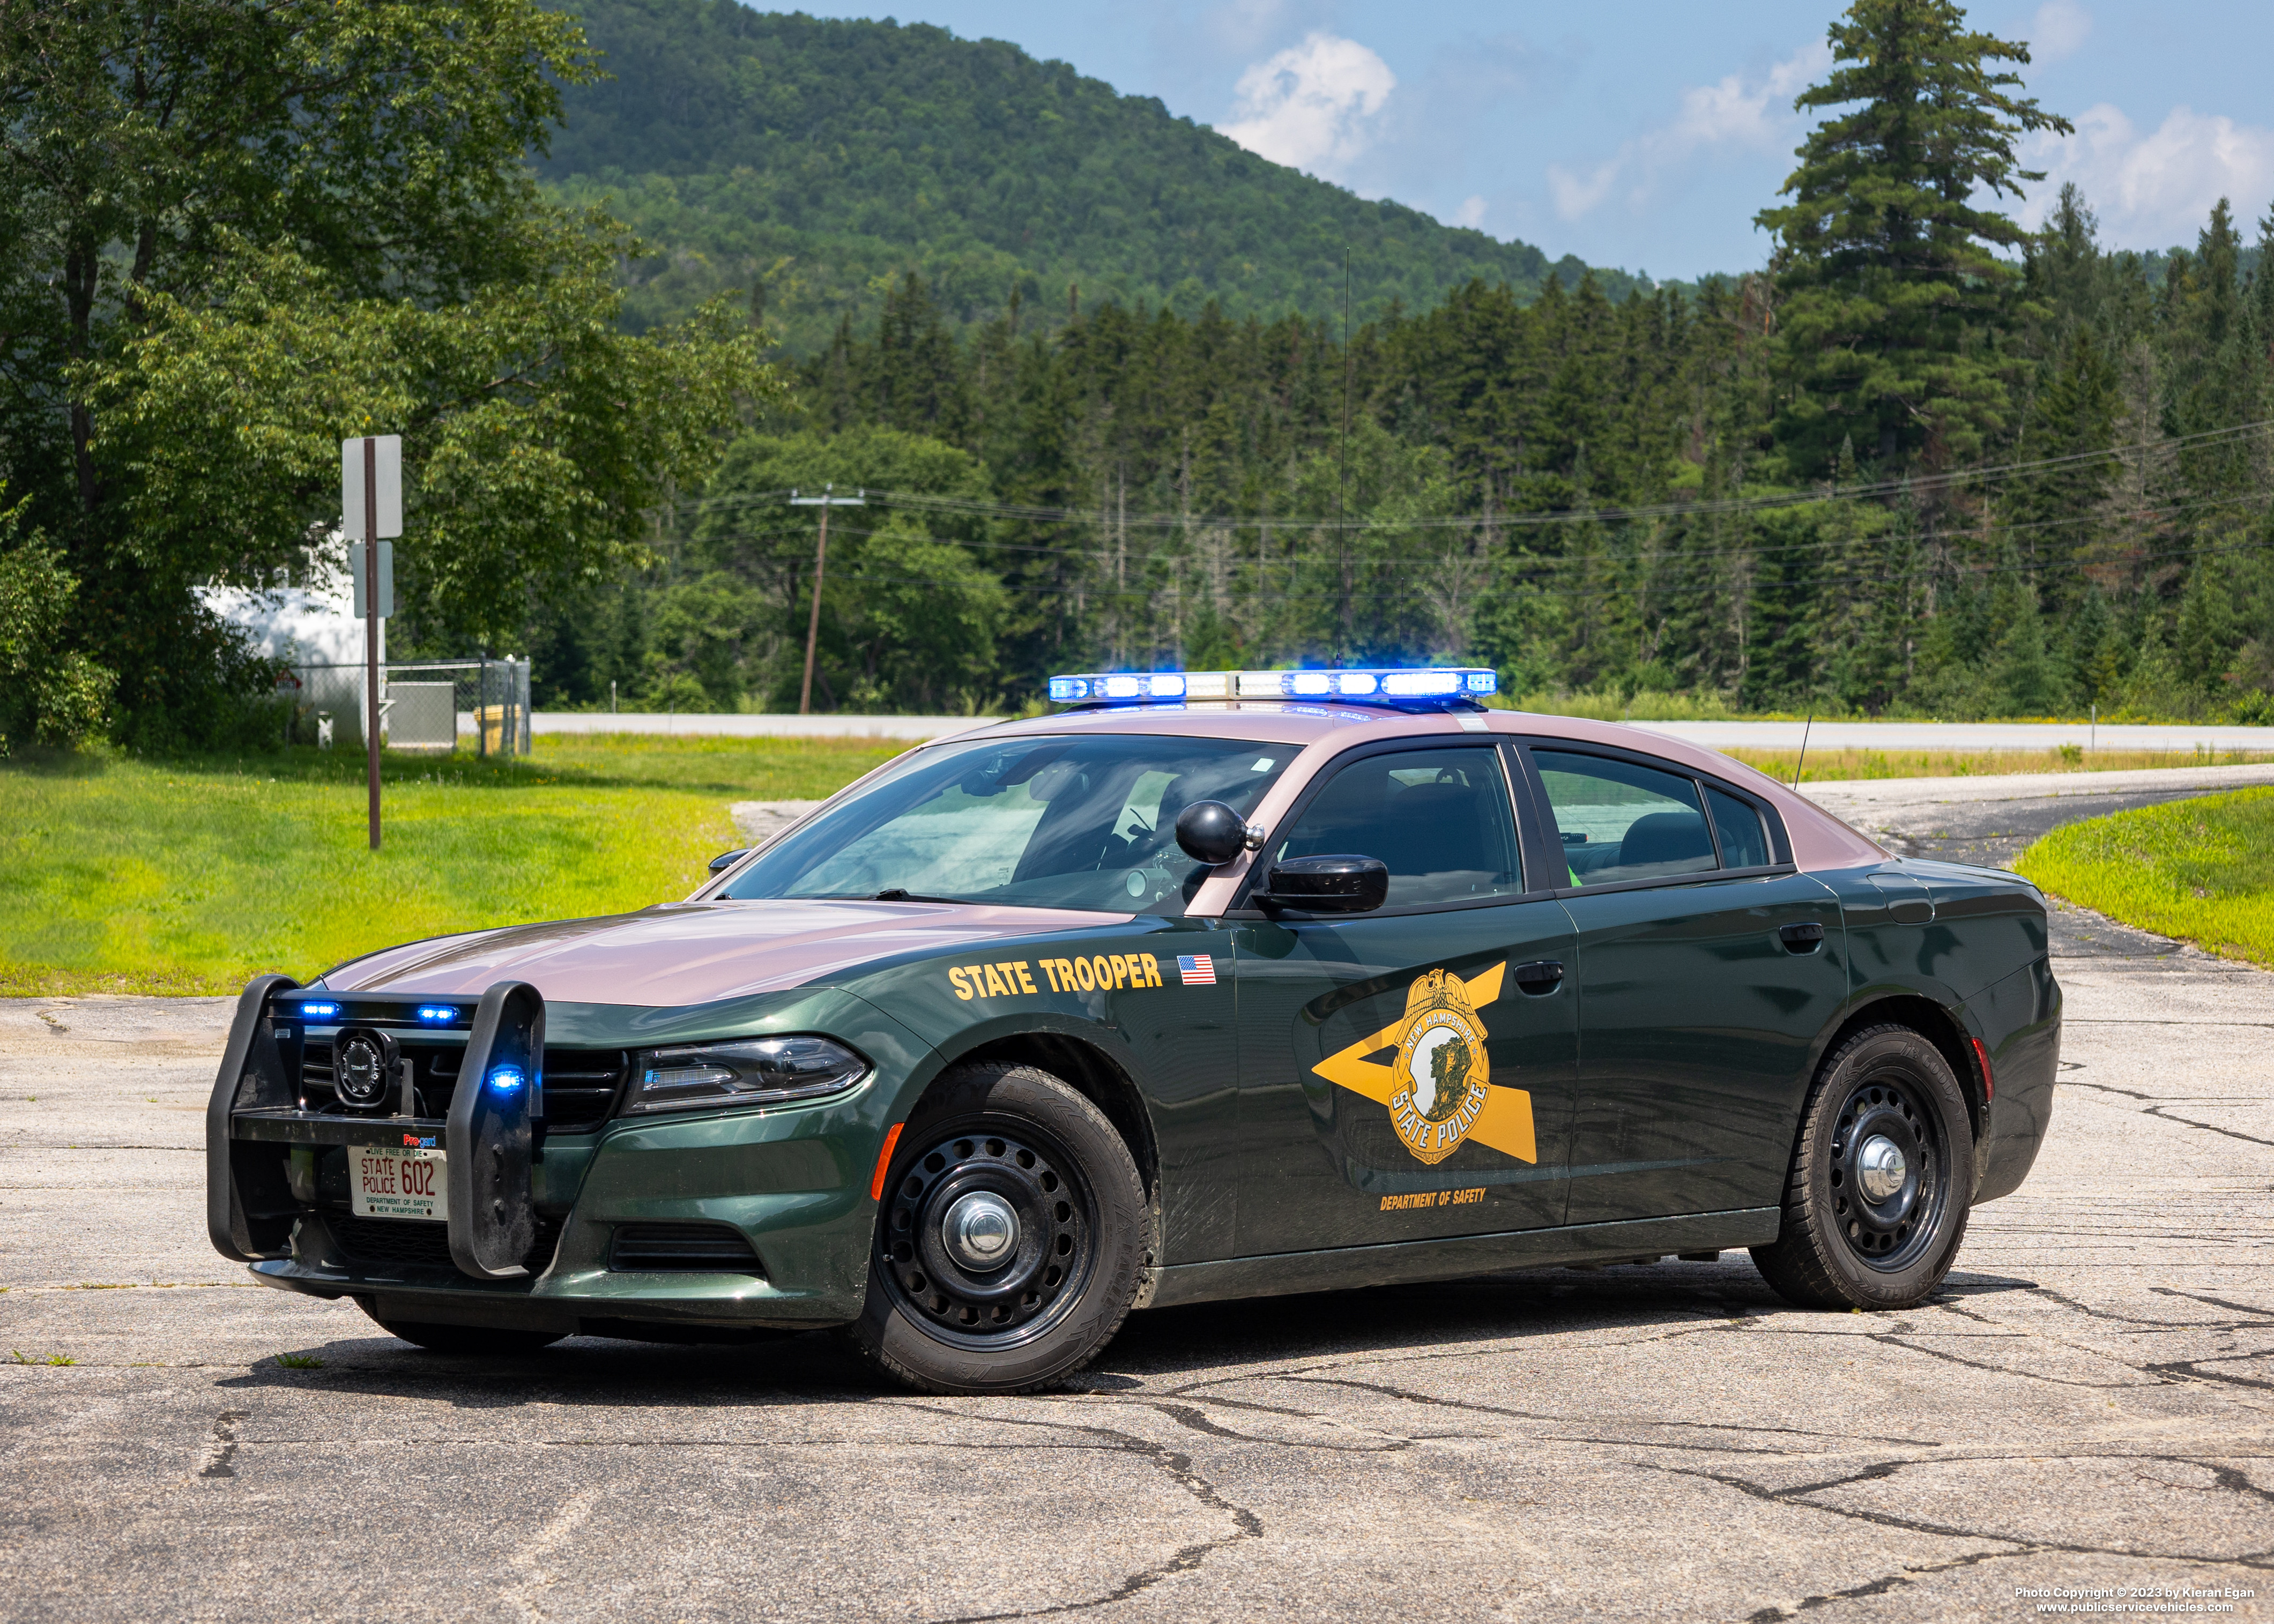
[1228,740,1578,1258]
[1513,744,1846,1225]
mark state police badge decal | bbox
[1389,969,1492,1165]
[1310,960,1537,1167]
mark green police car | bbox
[207,667,2062,1394]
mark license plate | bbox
[350,1146,448,1221]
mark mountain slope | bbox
[543,0,1643,351]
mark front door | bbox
[1519,746,1848,1225]
[1230,742,1578,1258]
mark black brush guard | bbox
[206,977,548,1282]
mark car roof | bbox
[947,702,1886,876]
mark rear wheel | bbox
[1752,1024,1973,1311]
[358,1302,565,1355]
[852,1063,1147,1395]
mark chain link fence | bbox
[276,658,530,756]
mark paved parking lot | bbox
[3,782,2269,1621]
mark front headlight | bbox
[626,1036,870,1115]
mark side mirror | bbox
[1175,800,1253,866]
[1257,854,1388,914]
[708,848,750,875]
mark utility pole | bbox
[790,485,865,714]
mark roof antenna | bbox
[1792,707,1815,791]
[1336,246,1353,664]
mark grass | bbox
[1724,747,2274,784]
[274,1352,324,1369]
[0,733,910,996]
[2016,787,2274,966]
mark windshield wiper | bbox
[870,888,970,904]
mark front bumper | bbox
[210,977,929,1335]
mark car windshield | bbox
[717,732,1294,915]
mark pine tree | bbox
[2175,556,2240,698]
[1993,550,2060,714]
[1757,0,2071,474]
[2007,326,2119,602]
[2061,584,2112,704]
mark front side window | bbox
[718,733,1291,915]
[1269,747,1524,909]
[1534,751,1718,886]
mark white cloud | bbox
[2029,1,2092,61]
[1218,32,1396,178]
[1453,194,1488,229]
[2023,103,2274,247]
[1547,160,1619,220]
[1546,41,1829,220]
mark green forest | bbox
[512,2,2274,724]
[4,0,2272,750]
[538,0,1637,353]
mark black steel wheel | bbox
[1752,1024,1974,1310]
[852,1063,1147,1395]
[881,1129,1091,1344]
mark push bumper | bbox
[209,977,913,1335]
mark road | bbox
[1804,763,2274,961]
[2,777,2268,1621]
[1647,721,2274,752]
[516,712,2274,751]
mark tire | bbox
[359,1302,566,1355]
[1751,1024,1974,1311]
[852,1062,1148,1395]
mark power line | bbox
[683,487,2273,573]
[657,415,2273,533]
[799,531,2274,606]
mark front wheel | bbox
[852,1063,1148,1395]
[1752,1024,1974,1310]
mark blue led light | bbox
[1046,667,1497,709]
[488,1065,525,1094]
[415,1005,457,1025]
[301,1001,339,1019]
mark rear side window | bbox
[1533,751,1715,887]
[1706,785,1772,869]
[1273,747,1524,908]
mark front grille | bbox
[609,1223,764,1274]
[539,1049,628,1130]
[296,1044,626,1131]
[329,1213,564,1275]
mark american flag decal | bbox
[1176,954,1217,986]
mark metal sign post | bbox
[788,485,864,715]
[342,435,402,850]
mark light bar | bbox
[1048,668,1496,706]
[300,1001,340,1019]
[415,1005,458,1025]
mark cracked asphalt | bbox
[3,779,2270,1621]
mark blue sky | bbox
[785,1,2274,279]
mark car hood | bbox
[319,899,1135,1005]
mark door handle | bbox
[1779,922,1826,953]
[1513,959,1564,993]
